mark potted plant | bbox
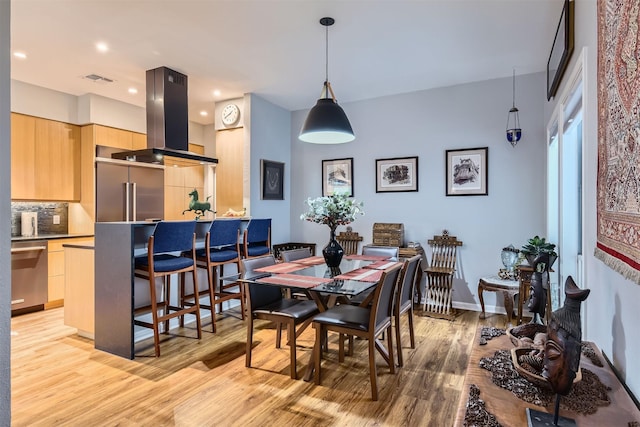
[520,236,558,272]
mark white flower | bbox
[300,193,364,229]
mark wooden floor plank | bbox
[11,306,507,426]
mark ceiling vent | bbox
[83,73,114,83]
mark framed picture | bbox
[375,156,419,193]
[546,0,574,100]
[446,147,488,196]
[261,159,284,200]
[322,157,354,196]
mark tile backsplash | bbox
[11,202,69,236]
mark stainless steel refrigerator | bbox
[96,159,164,222]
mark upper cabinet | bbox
[91,124,146,150]
[11,113,80,201]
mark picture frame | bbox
[446,147,488,196]
[322,157,354,196]
[546,0,574,100]
[375,156,419,193]
[260,159,284,200]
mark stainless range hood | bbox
[111,66,218,167]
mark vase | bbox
[322,226,344,269]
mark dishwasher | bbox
[11,240,48,314]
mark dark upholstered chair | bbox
[394,254,422,367]
[242,218,271,258]
[185,219,244,333]
[272,242,316,261]
[312,264,402,400]
[242,255,319,379]
[134,220,202,357]
[362,245,399,260]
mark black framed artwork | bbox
[322,157,354,196]
[446,147,488,196]
[547,0,574,100]
[260,159,284,200]
[375,156,419,193]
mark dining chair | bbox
[243,218,272,258]
[393,254,422,367]
[312,263,402,400]
[336,226,362,256]
[242,255,319,379]
[280,247,312,262]
[362,245,399,260]
[185,219,244,333]
[424,230,463,320]
[133,220,202,357]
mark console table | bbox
[477,276,519,324]
[454,327,640,426]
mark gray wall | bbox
[1,0,11,424]
[290,72,547,312]
[543,0,640,397]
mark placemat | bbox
[364,260,403,270]
[256,274,331,289]
[344,254,390,261]
[334,268,382,282]
[254,262,306,274]
[290,256,326,266]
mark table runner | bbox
[344,254,389,261]
[364,260,403,270]
[256,274,332,289]
[596,0,640,284]
[254,262,305,274]
[334,268,382,282]
[289,256,326,266]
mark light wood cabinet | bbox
[64,244,95,338]
[11,113,80,201]
[46,237,94,309]
[215,128,244,214]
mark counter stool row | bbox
[133,218,271,357]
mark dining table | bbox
[239,254,403,381]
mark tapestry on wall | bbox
[596,0,640,284]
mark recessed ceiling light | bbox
[128,87,138,94]
[213,90,221,97]
[96,42,109,53]
[13,52,27,59]
[200,111,208,117]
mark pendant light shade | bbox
[299,17,355,144]
[506,69,522,147]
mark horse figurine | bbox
[183,189,215,220]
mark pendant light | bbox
[299,17,355,144]
[506,69,522,147]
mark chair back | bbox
[152,220,197,254]
[396,255,422,310]
[362,245,399,260]
[246,218,271,244]
[369,264,402,331]
[427,231,462,271]
[281,247,312,262]
[209,219,241,248]
[241,255,282,309]
[336,227,362,255]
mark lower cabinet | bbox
[46,237,94,309]
[64,243,95,338]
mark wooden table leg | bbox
[478,280,486,319]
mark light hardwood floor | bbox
[11,306,508,426]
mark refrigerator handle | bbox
[131,182,137,221]
[124,182,131,222]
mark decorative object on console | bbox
[595,0,640,285]
[260,159,284,200]
[375,156,418,193]
[499,244,520,280]
[506,68,522,146]
[446,147,488,196]
[299,17,355,144]
[527,253,551,325]
[322,157,354,196]
[182,189,214,220]
[300,192,364,269]
[520,235,557,272]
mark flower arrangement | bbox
[300,193,364,230]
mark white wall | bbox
[246,93,292,246]
[1,2,11,424]
[291,73,547,312]
[543,0,640,398]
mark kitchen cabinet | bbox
[46,237,94,309]
[90,124,146,150]
[215,128,244,214]
[164,143,207,220]
[64,243,95,338]
[10,113,80,201]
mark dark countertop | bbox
[11,233,94,242]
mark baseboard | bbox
[602,350,640,410]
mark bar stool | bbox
[134,220,202,357]
[243,218,271,258]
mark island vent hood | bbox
[111,66,218,167]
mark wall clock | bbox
[221,103,240,126]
